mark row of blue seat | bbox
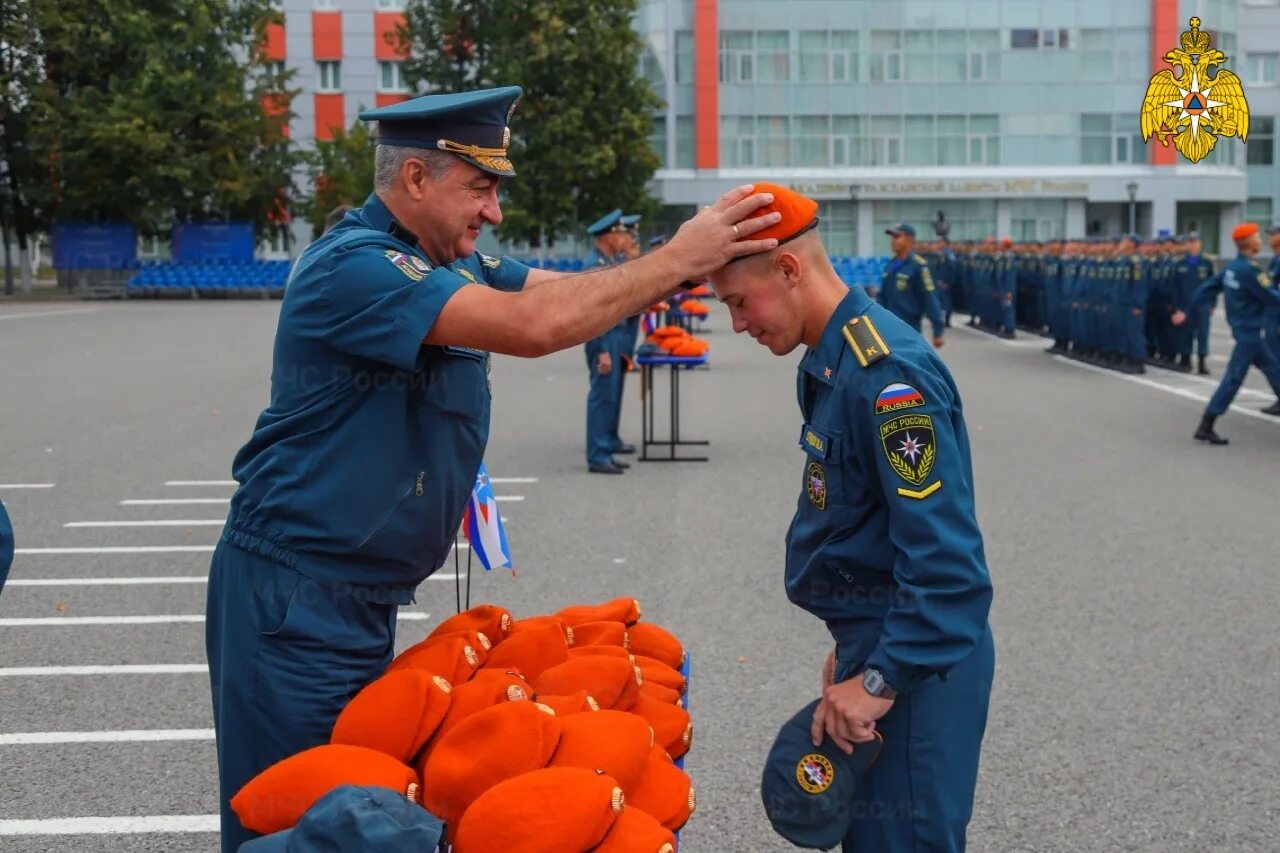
[129,261,291,289]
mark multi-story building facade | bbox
[273,0,1279,257]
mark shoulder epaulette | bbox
[841,315,891,368]
[913,253,928,265]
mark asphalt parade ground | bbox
[1,297,1277,852]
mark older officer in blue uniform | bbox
[878,223,945,348]
[582,208,631,474]
[1190,222,1280,445]
[609,213,645,458]
[709,184,994,853]
[205,85,784,851]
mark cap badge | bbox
[796,753,835,795]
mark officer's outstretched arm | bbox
[426,186,782,357]
[852,366,992,695]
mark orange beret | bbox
[386,635,484,684]
[1233,222,1259,241]
[428,604,513,644]
[670,338,708,358]
[506,614,573,643]
[451,767,624,853]
[549,709,654,791]
[571,620,629,649]
[535,689,601,715]
[659,335,688,353]
[629,692,693,760]
[627,623,686,671]
[432,668,532,742]
[593,806,677,853]
[482,622,571,680]
[639,681,682,706]
[651,326,685,340]
[555,597,643,627]
[536,657,643,711]
[231,744,419,835]
[629,745,697,832]
[329,669,453,763]
[732,182,819,250]
[419,701,563,826]
[633,655,686,695]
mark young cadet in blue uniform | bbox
[709,184,994,853]
[1265,226,1280,365]
[204,85,784,851]
[582,209,630,474]
[1190,222,1280,445]
[877,223,945,349]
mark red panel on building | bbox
[1150,0,1178,166]
[375,12,409,60]
[312,11,343,61]
[264,22,286,61]
[314,93,346,141]
[694,0,719,169]
[376,92,409,108]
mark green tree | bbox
[297,118,377,239]
[0,0,43,293]
[25,0,301,237]
[399,0,662,249]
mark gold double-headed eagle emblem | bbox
[1141,17,1249,164]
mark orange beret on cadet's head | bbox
[729,182,819,255]
[629,745,697,832]
[481,621,571,681]
[535,689,601,715]
[385,634,485,684]
[431,668,533,742]
[1233,222,1259,241]
[419,700,563,826]
[450,767,624,853]
[329,669,453,764]
[592,806,677,853]
[555,597,643,627]
[428,604,513,644]
[535,657,643,711]
[231,744,419,835]
[627,623,686,671]
[549,709,654,791]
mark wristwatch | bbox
[861,668,897,699]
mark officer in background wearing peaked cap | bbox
[206,84,784,851]
[707,183,994,853]
[582,208,631,474]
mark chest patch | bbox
[800,425,829,459]
[806,461,827,510]
[879,414,937,486]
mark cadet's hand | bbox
[933,336,945,349]
[821,647,836,689]
[597,353,613,375]
[819,674,893,754]
[1172,310,1187,326]
[666,185,782,277]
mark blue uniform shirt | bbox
[786,287,993,694]
[223,193,530,595]
[1194,254,1280,332]
[877,254,945,338]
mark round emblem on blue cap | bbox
[796,753,835,794]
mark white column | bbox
[1066,199,1086,238]
[996,199,1012,239]
[1219,202,1243,255]
[1150,194,1176,238]
[857,199,875,257]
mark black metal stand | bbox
[638,357,709,462]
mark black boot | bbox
[1197,356,1210,376]
[1194,415,1228,445]
[1176,354,1192,373]
[1262,401,1280,416]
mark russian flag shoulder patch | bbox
[875,383,925,416]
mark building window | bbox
[1042,29,1070,49]
[969,114,999,165]
[317,61,341,92]
[266,61,286,80]
[1011,29,1038,49]
[818,201,857,256]
[833,116,863,165]
[376,0,403,8]
[969,29,1000,81]
[1246,197,1273,224]
[719,31,790,83]
[378,61,406,92]
[798,31,856,83]
[1248,116,1275,165]
[1080,113,1144,164]
[870,31,903,83]
[675,115,695,168]
[1246,53,1278,85]
[869,115,902,165]
[314,0,336,9]
[1079,29,1114,81]
[720,32,754,83]
[674,31,694,84]
[649,117,667,168]
[756,32,790,82]
[936,31,966,82]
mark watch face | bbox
[863,670,883,695]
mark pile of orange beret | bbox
[231,597,694,852]
[646,325,709,358]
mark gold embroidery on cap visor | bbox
[436,138,513,174]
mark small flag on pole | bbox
[463,464,514,573]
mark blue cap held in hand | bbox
[238,785,444,853]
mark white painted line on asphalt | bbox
[120,498,229,506]
[489,477,539,484]
[0,664,208,676]
[5,573,460,587]
[951,322,1044,348]
[16,546,216,555]
[1055,357,1280,426]
[0,815,219,836]
[0,729,214,746]
[495,495,524,502]
[0,308,100,322]
[164,480,235,487]
[64,520,226,528]
[0,612,432,627]
[0,483,55,489]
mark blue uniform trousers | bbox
[1125,308,1146,360]
[586,347,621,466]
[1193,306,1212,358]
[206,542,399,852]
[835,626,995,853]
[1206,331,1280,416]
[1265,310,1280,364]
[999,292,1016,332]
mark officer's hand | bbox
[667,185,782,276]
[932,336,945,349]
[597,353,612,375]
[820,675,894,753]
[1172,310,1187,326]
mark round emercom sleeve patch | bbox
[796,753,835,794]
[806,461,827,510]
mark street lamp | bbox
[1126,181,1138,235]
